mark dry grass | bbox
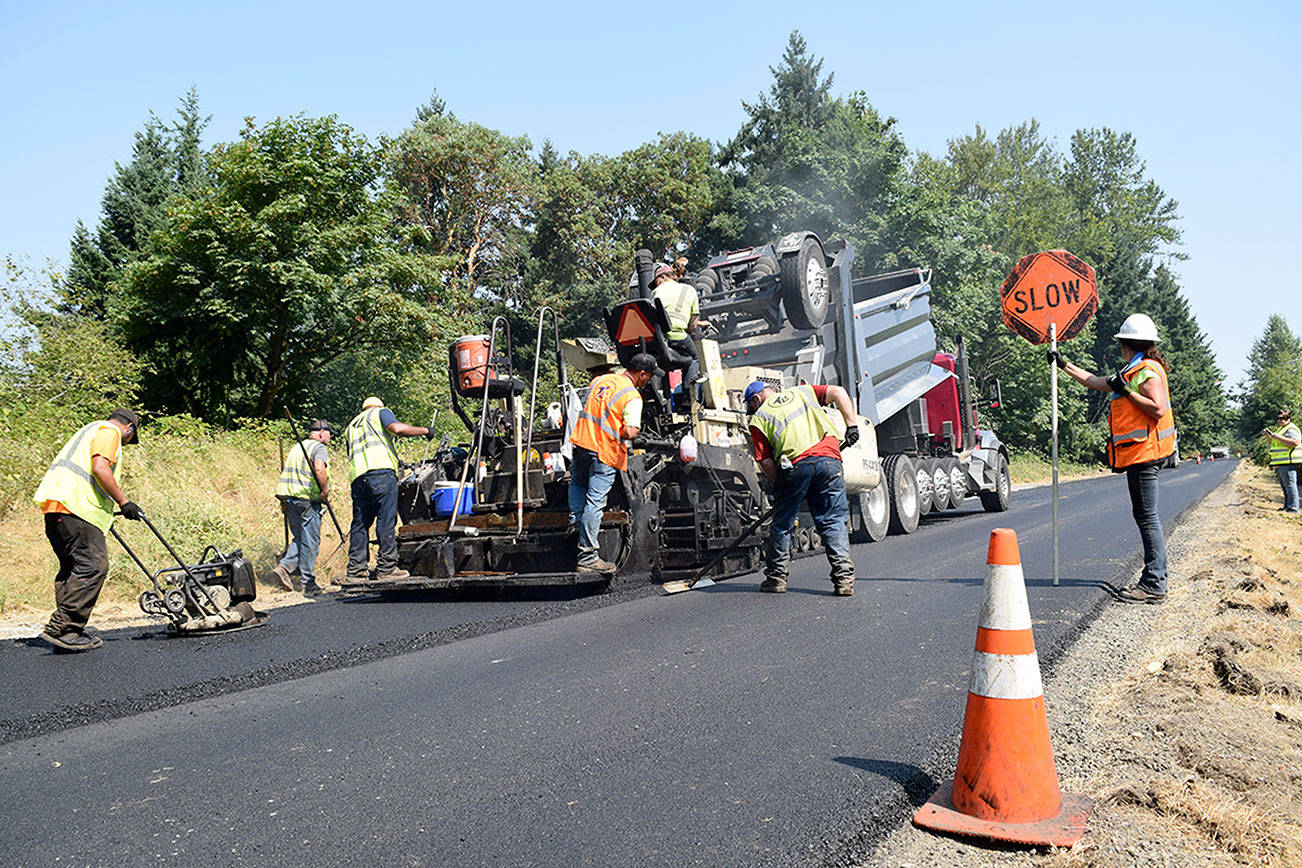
[1043,464,1302,868]
[0,427,429,626]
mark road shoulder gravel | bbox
[866,464,1302,867]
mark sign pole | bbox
[1050,322,1060,587]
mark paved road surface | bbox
[0,459,1235,866]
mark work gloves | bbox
[1045,350,1067,369]
[424,430,437,440]
[1106,373,1128,395]
[842,425,860,448]
[119,501,146,521]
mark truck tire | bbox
[945,458,966,509]
[693,266,719,297]
[750,254,779,280]
[883,454,920,535]
[850,483,890,543]
[979,453,1012,512]
[778,237,829,330]
[915,459,934,514]
[930,460,952,511]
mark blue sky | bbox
[2,0,1296,385]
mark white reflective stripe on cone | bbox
[978,564,1033,631]
[969,650,1044,700]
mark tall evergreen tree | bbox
[63,91,210,319]
[719,31,908,269]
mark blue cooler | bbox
[432,481,474,517]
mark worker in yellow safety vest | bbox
[1263,408,1301,513]
[650,263,711,393]
[745,380,860,596]
[272,419,333,596]
[1050,313,1177,604]
[344,397,433,582]
[32,408,144,653]
[568,353,658,573]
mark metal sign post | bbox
[1050,322,1059,587]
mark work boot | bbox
[269,565,294,591]
[759,577,787,593]
[577,557,616,574]
[301,580,323,597]
[832,578,854,597]
[1116,585,1166,604]
[375,567,412,581]
[40,629,103,653]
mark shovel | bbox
[662,504,776,594]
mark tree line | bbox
[7,33,1264,463]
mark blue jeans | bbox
[349,469,399,576]
[568,446,618,561]
[766,456,855,585]
[279,498,323,583]
[1276,465,1300,512]
[1126,463,1168,593]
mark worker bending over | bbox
[273,420,332,596]
[746,381,859,596]
[345,397,432,581]
[568,353,658,573]
[33,408,144,653]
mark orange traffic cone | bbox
[912,528,1092,846]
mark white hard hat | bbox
[362,396,384,410]
[1114,313,1160,344]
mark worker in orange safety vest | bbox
[568,353,658,573]
[1049,313,1176,604]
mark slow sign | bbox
[1000,250,1098,345]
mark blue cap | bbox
[744,381,769,405]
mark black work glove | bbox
[842,425,860,448]
[1106,373,1127,395]
[1046,349,1067,369]
[119,501,146,521]
[424,430,437,440]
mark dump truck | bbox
[692,232,1011,542]
[337,235,1007,594]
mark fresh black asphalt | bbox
[0,459,1235,866]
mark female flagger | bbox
[1049,314,1177,603]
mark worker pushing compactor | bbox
[345,397,434,582]
[745,381,859,596]
[33,409,143,653]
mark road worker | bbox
[1263,408,1301,513]
[32,409,143,652]
[650,263,710,392]
[1049,313,1176,603]
[345,398,433,582]
[273,420,333,596]
[745,380,859,596]
[568,353,658,573]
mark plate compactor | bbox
[111,513,268,635]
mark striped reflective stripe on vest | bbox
[580,384,637,441]
[751,401,810,445]
[1111,428,1149,445]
